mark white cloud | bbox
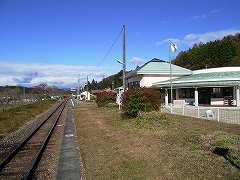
[191,9,220,20]
[209,9,220,14]
[0,63,109,88]
[157,29,240,48]
[192,13,208,20]
[130,57,145,65]
[183,29,240,45]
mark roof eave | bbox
[137,72,192,75]
[153,80,240,88]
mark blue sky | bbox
[0,0,240,87]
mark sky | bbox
[0,0,240,88]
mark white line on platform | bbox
[70,99,74,107]
[65,134,74,137]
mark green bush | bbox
[122,88,163,117]
[122,89,145,117]
[96,91,116,107]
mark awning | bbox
[152,71,240,88]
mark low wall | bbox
[162,105,240,125]
[211,98,224,106]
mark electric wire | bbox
[97,27,123,66]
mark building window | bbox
[212,88,222,98]
[179,89,194,98]
[128,81,140,89]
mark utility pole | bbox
[112,81,114,90]
[23,86,25,100]
[77,74,80,99]
[122,25,126,91]
[86,75,89,101]
[86,75,89,92]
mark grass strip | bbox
[0,100,55,139]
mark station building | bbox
[126,58,240,107]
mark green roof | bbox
[153,71,240,88]
[137,59,192,75]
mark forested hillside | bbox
[174,33,240,70]
[86,70,123,91]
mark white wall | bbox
[127,73,186,88]
[140,75,180,87]
[211,98,224,106]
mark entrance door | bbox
[167,89,176,103]
[199,88,211,105]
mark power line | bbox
[97,27,123,66]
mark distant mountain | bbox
[174,33,240,70]
[0,85,68,98]
[0,86,33,94]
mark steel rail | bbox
[0,100,65,171]
[22,101,67,179]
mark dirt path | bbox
[74,102,240,180]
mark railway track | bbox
[0,100,67,179]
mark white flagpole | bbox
[169,41,173,113]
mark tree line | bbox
[84,70,123,91]
[174,33,240,70]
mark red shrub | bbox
[96,91,116,107]
[122,87,164,117]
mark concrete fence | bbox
[162,105,240,125]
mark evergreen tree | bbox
[174,34,239,69]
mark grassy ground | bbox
[74,102,240,180]
[0,100,56,139]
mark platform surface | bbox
[56,102,82,180]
